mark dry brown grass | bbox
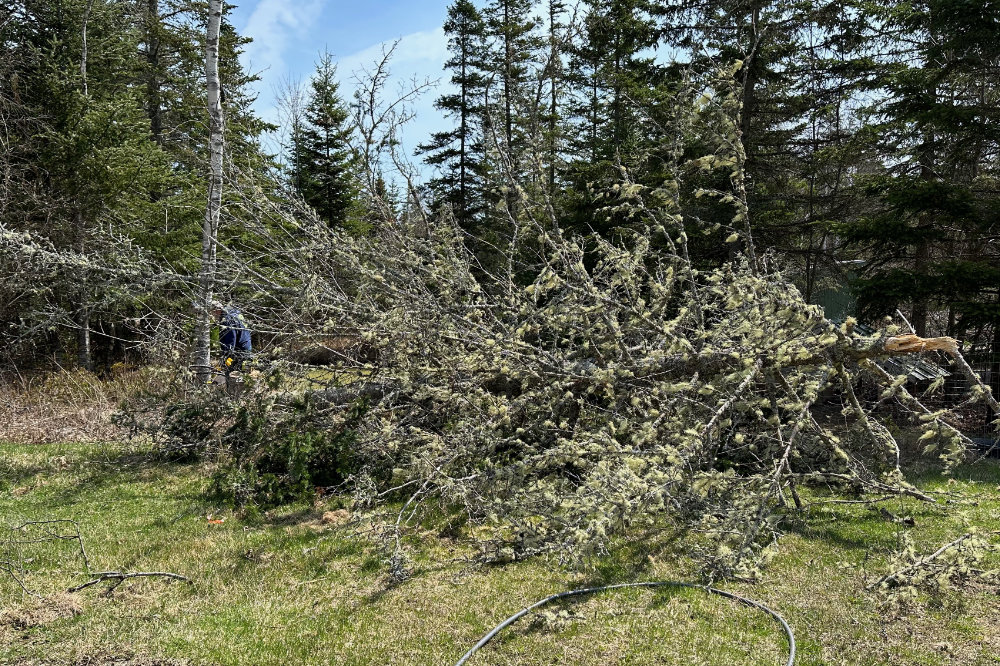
[0,592,82,631]
[0,368,152,444]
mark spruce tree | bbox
[417,0,488,231]
[839,0,1000,339]
[657,0,876,282]
[298,51,358,230]
[562,0,659,235]
[7,0,176,368]
[1,0,276,368]
[542,0,567,193]
[482,0,541,166]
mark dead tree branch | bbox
[69,570,192,595]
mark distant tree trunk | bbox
[76,0,95,371]
[912,102,936,338]
[73,210,93,371]
[911,241,929,336]
[192,0,225,378]
[503,0,512,151]
[80,0,94,96]
[739,4,761,176]
[459,46,468,221]
[990,322,1000,430]
[144,0,163,144]
[547,0,559,194]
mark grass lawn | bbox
[1,441,998,665]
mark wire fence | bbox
[944,344,1000,444]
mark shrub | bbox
[210,398,362,507]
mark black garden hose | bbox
[454,581,796,666]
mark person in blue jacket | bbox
[211,301,252,371]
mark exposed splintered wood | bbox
[885,334,959,355]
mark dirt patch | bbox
[321,509,351,526]
[0,593,82,630]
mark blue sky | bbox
[229,0,455,176]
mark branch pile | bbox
[122,185,997,578]
[15,68,997,579]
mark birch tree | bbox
[192,0,225,377]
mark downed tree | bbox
[125,201,996,582]
[22,65,1000,580]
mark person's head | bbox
[209,299,224,320]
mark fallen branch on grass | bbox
[868,531,1000,591]
[10,520,91,570]
[0,559,44,599]
[69,570,192,595]
[2,519,91,599]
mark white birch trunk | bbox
[75,0,95,370]
[192,0,225,378]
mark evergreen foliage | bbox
[0,0,273,369]
[417,0,489,231]
[838,0,1000,338]
[297,52,360,232]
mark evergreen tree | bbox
[541,0,567,193]
[657,0,875,280]
[298,52,358,230]
[839,0,1000,339]
[482,0,541,166]
[417,0,488,230]
[562,0,660,235]
[6,0,177,368]
[274,76,309,194]
[0,0,276,368]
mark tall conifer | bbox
[298,52,358,230]
[418,0,488,230]
[840,1,1000,340]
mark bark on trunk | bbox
[76,309,92,371]
[192,0,225,379]
[144,0,163,144]
[80,0,94,96]
[990,323,1000,430]
[72,209,93,371]
[911,82,937,338]
[548,0,558,195]
[910,239,929,337]
[75,0,93,369]
[503,0,512,151]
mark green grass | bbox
[2,441,999,665]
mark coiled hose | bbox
[453,581,796,666]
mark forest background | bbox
[1,0,998,371]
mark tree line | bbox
[1,0,999,371]
[406,0,999,341]
[247,0,1000,355]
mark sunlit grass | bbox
[2,441,998,665]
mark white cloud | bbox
[239,0,326,79]
[336,27,449,82]
[246,18,451,181]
